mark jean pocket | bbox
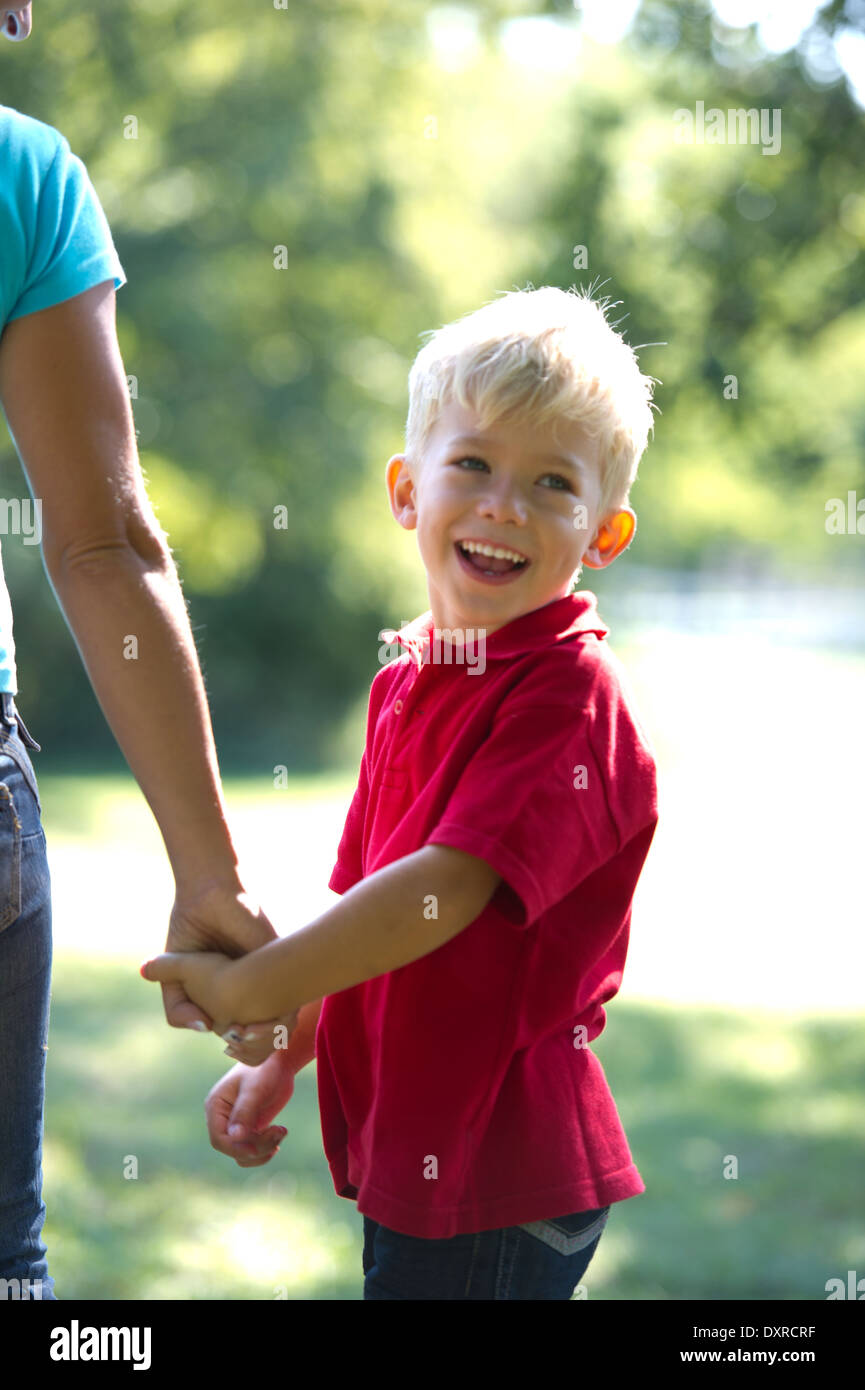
[0,732,41,816]
[0,781,22,933]
[518,1205,610,1256]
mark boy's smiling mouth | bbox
[454,539,531,584]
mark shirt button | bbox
[394,699,403,714]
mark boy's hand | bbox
[205,1056,296,1167]
[141,949,238,1023]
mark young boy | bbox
[142,285,659,1300]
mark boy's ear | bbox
[386,453,418,531]
[581,508,636,569]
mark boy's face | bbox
[386,399,635,639]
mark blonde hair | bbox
[405,285,658,514]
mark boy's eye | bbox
[452,457,572,490]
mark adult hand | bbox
[163,880,299,1064]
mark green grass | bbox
[43,954,356,1300]
[40,952,865,1301]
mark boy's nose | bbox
[2,6,32,41]
[479,486,528,524]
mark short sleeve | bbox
[425,683,653,928]
[6,133,126,323]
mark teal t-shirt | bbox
[0,104,126,694]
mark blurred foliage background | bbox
[0,0,863,1302]
[1,0,864,765]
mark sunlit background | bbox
[0,0,863,1299]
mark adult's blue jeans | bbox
[362,1203,611,1300]
[0,703,54,1301]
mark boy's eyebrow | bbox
[445,434,588,480]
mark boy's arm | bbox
[144,846,501,1023]
[228,844,500,1019]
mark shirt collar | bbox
[381,591,608,670]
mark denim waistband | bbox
[0,693,41,751]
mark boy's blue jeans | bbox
[362,1203,610,1300]
[0,706,55,1301]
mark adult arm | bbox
[0,279,289,1045]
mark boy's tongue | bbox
[466,550,515,574]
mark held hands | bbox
[141,947,300,1066]
[155,882,299,1066]
[141,947,242,1029]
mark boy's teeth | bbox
[459,541,525,563]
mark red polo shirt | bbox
[317,591,657,1239]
